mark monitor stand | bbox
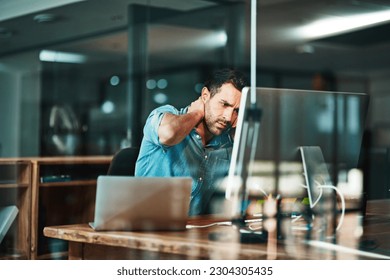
[232,216,268,243]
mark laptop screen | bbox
[90,176,192,231]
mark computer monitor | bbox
[299,146,333,209]
[225,87,369,218]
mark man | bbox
[135,68,248,215]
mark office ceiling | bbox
[1,0,390,75]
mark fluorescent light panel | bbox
[297,9,390,39]
[39,50,87,63]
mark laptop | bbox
[89,176,192,231]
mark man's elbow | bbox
[158,128,178,146]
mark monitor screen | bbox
[299,146,334,209]
[225,87,369,217]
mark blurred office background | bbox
[1,0,390,200]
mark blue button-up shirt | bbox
[135,105,234,216]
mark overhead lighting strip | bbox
[39,50,87,63]
[297,9,390,39]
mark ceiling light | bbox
[101,101,115,114]
[154,92,168,104]
[39,50,87,63]
[216,31,228,45]
[33,13,58,23]
[110,75,120,86]
[297,9,390,39]
[157,79,168,89]
[192,30,228,49]
[146,79,157,90]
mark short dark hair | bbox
[204,68,248,97]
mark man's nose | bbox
[223,109,234,122]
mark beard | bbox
[204,108,229,136]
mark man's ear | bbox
[201,87,210,103]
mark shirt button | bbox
[199,177,203,181]
[204,155,208,159]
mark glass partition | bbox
[223,87,369,218]
[0,0,249,157]
[0,0,250,260]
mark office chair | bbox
[107,147,140,176]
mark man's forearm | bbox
[158,111,203,146]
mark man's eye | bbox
[221,101,229,107]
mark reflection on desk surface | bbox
[43,199,390,260]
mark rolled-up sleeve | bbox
[143,105,178,147]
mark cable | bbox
[186,218,263,229]
[301,180,325,207]
[186,221,232,229]
[317,185,345,231]
[311,180,324,208]
[300,182,345,231]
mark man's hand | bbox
[187,97,205,123]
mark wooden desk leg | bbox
[68,242,83,260]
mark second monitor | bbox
[225,87,369,218]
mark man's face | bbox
[202,83,242,136]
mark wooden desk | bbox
[43,218,287,260]
[44,201,390,260]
